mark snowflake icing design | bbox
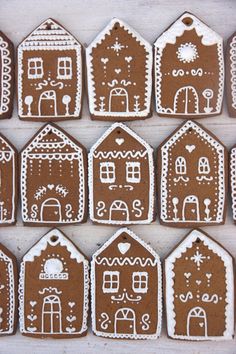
[190,250,206,267]
[109,37,127,56]
[176,42,199,63]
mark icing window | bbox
[28,58,44,79]
[126,162,141,183]
[100,162,115,183]
[132,272,148,293]
[57,57,72,79]
[198,157,210,174]
[102,271,119,293]
[175,156,187,175]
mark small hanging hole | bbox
[48,130,52,135]
[195,238,200,244]
[122,235,127,240]
[50,235,58,243]
[182,17,193,26]
[46,23,52,30]
[188,128,193,133]
[117,130,121,134]
[114,22,119,30]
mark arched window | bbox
[175,156,186,175]
[198,157,210,174]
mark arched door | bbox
[40,198,62,222]
[187,306,207,337]
[182,195,200,221]
[109,200,129,221]
[114,308,136,335]
[174,86,199,114]
[42,295,62,333]
[38,90,57,116]
[109,88,129,112]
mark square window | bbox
[28,57,44,79]
[100,162,115,183]
[57,57,72,79]
[126,162,141,183]
[102,271,119,293]
[132,272,148,293]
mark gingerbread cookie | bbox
[158,120,227,227]
[165,229,234,340]
[86,18,152,121]
[17,18,83,121]
[154,12,224,118]
[226,32,236,117]
[89,123,155,224]
[91,228,162,339]
[0,133,17,225]
[0,243,17,335]
[0,31,14,119]
[20,123,87,226]
[19,228,89,338]
[230,145,236,222]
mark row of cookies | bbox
[0,227,234,340]
[1,12,236,121]
[0,120,235,227]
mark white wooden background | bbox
[0,0,235,353]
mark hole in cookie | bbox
[114,22,119,30]
[195,238,201,244]
[117,130,121,134]
[122,235,127,240]
[182,17,193,26]
[48,130,52,135]
[188,128,193,133]
[46,23,52,30]
[50,235,59,243]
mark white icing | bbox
[23,229,85,263]
[86,18,152,117]
[0,34,12,116]
[154,13,224,116]
[91,228,162,339]
[17,18,82,119]
[160,120,226,224]
[165,229,234,340]
[88,123,155,224]
[230,146,236,221]
[21,123,86,224]
[229,35,236,110]
[19,228,89,336]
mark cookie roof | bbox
[23,228,86,263]
[19,18,81,48]
[154,12,222,50]
[86,17,151,52]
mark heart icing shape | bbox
[206,273,212,279]
[47,184,54,190]
[199,322,204,328]
[27,314,37,321]
[191,209,196,213]
[184,272,191,279]
[115,138,124,145]
[27,326,37,332]
[101,57,108,64]
[185,144,196,153]
[196,280,201,285]
[114,68,121,74]
[125,56,133,63]
[118,242,131,255]
[68,302,75,308]
[30,301,37,307]
[66,327,76,333]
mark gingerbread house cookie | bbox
[17,18,83,121]
[20,123,87,226]
[0,31,14,119]
[19,228,89,338]
[0,133,17,225]
[165,229,234,340]
[89,123,155,224]
[230,145,236,222]
[86,18,152,121]
[154,12,224,118]
[226,32,236,117]
[91,228,162,339]
[0,243,17,335]
[158,120,227,227]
